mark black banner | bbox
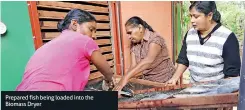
[1,91,118,110]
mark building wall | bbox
[1,1,35,90]
[119,1,173,72]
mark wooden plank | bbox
[42,32,59,39]
[40,21,56,29]
[37,1,109,13]
[118,104,235,110]
[95,39,111,45]
[42,32,111,39]
[96,31,111,36]
[38,10,66,19]
[38,10,109,21]
[97,23,110,30]
[118,93,238,109]
[90,65,97,71]
[40,21,110,30]
[109,1,122,76]
[84,1,108,6]
[103,54,114,60]
[99,46,112,53]
[167,104,235,109]
[89,72,103,80]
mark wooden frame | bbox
[27,1,43,49]
[88,2,122,79]
[118,84,238,109]
[87,76,237,109]
[109,1,122,75]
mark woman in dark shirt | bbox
[166,1,240,84]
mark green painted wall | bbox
[1,1,35,91]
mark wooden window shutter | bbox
[33,1,115,78]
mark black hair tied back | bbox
[57,9,96,32]
[189,1,221,23]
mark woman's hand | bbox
[102,77,115,91]
[165,76,179,86]
[112,77,128,91]
[165,64,188,86]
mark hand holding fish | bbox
[112,77,128,91]
[102,77,116,91]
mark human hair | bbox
[189,1,221,23]
[125,16,154,32]
[57,9,96,32]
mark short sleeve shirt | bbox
[130,29,175,83]
[16,30,99,91]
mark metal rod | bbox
[238,26,245,110]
